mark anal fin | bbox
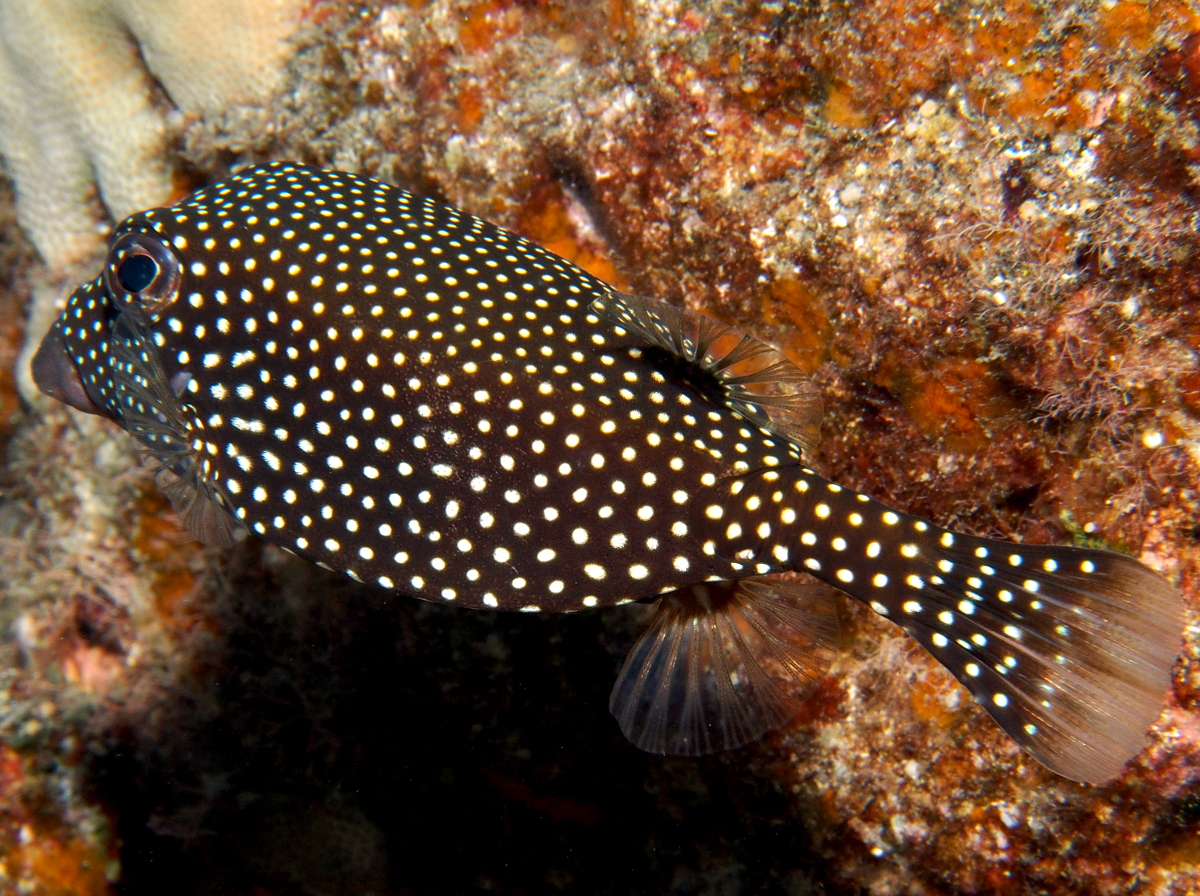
[609,576,839,755]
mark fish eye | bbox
[116,254,158,292]
[105,231,182,320]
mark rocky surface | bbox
[0,1,1198,893]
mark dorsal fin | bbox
[109,308,245,547]
[591,292,822,452]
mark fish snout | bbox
[32,328,106,417]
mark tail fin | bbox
[609,576,839,755]
[722,464,1185,783]
[894,533,1181,783]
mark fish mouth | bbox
[31,327,108,417]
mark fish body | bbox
[34,163,1182,781]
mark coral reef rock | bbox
[1,0,1198,894]
[0,0,305,269]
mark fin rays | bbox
[109,309,244,547]
[590,292,822,452]
[908,536,1181,783]
[609,576,839,755]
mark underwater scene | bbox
[0,0,1197,893]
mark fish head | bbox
[34,212,184,422]
[32,198,256,547]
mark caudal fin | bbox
[738,463,1184,783]
[609,576,839,755]
[901,534,1181,783]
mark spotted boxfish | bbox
[33,162,1181,782]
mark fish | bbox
[32,162,1182,782]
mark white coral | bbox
[0,0,304,268]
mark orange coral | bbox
[1097,1,1156,54]
[515,182,628,289]
[762,277,832,375]
[908,668,962,728]
[876,356,1016,454]
[0,748,115,896]
[458,0,524,55]
[455,82,487,133]
[130,493,204,637]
